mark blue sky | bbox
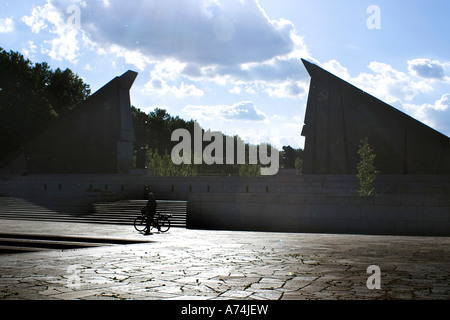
[1,0,449,149]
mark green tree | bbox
[238,163,261,177]
[146,149,197,177]
[357,138,380,196]
[0,48,90,162]
[131,107,279,177]
[280,145,303,169]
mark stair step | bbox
[0,197,187,227]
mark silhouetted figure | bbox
[144,192,157,235]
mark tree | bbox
[357,138,379,196]
[282,146,296,169]
[131,107,279,177]
[146,148,197,177]
[280,145,303,170]
[0,48,90,162]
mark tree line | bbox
[132,107,303,176]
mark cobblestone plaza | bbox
[0,219,448,301]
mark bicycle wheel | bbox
[134,216,147,232]
[157,216,170,233]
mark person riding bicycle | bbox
[144,192,158,235]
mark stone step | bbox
[0,197,187,227]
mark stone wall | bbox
[186,175,450,236]
[0,173,448,236]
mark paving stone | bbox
[0,219,449,300]
[219,289,253,299]
[250,290,283,300]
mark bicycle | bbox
[134,208,171,233]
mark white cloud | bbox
[408,58,446,80]
[264,80,307,98]
[51,0,296,66]
[183,101,267,122]
[322,59,350,81]
[20,0,312,99]
[435,93,450,111]
[352,61,433,104]
[43,28,79,62]
[403,94,450,129]
[229,86,241,94]
[21,1,82,63]
[102,44,154,71]
[0,17,14,33]
[144,59,204,97]
[22,2,63,34]
[145,77,204,98]
[184,54,310,99]
[21,41,37,58]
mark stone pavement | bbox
[0,219,449,300]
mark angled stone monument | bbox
[1,70,138,175]
[301,59,450,175]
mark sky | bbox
[1,0,449,150]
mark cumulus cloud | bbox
[352,61,433,104]
[145,78,205,97]
[21,41,37,58]
[408,58,446,80]
[413,93,450,112]
[183,101,267,121]
[264,80,307,98]
[216,54,309,83]
[52,0,296,66]
[20,0,311,99]
[0,17,14,33]
[21,1,82,62]
[435,93,450,111]
[143,59,204,97]
[181,54,310,98]
[103,44,154,71]
[322,59,350,81]
[403,94,450,129]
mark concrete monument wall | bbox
[1,71,138,175]
[301,59,450,175]
[186,174,450,236]
[0,173,448,236]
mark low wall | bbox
[186,175,450,236]
[0,173,449,236]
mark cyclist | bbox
[144,192,157,235]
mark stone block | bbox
[336,205,361,220]
[374,195,401,206]
[324,195,351,205]
[416,207,449,222]
[360,205,387,220]
[386,206,420,221]
[311,205,336,219]
[400,194,424,206]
